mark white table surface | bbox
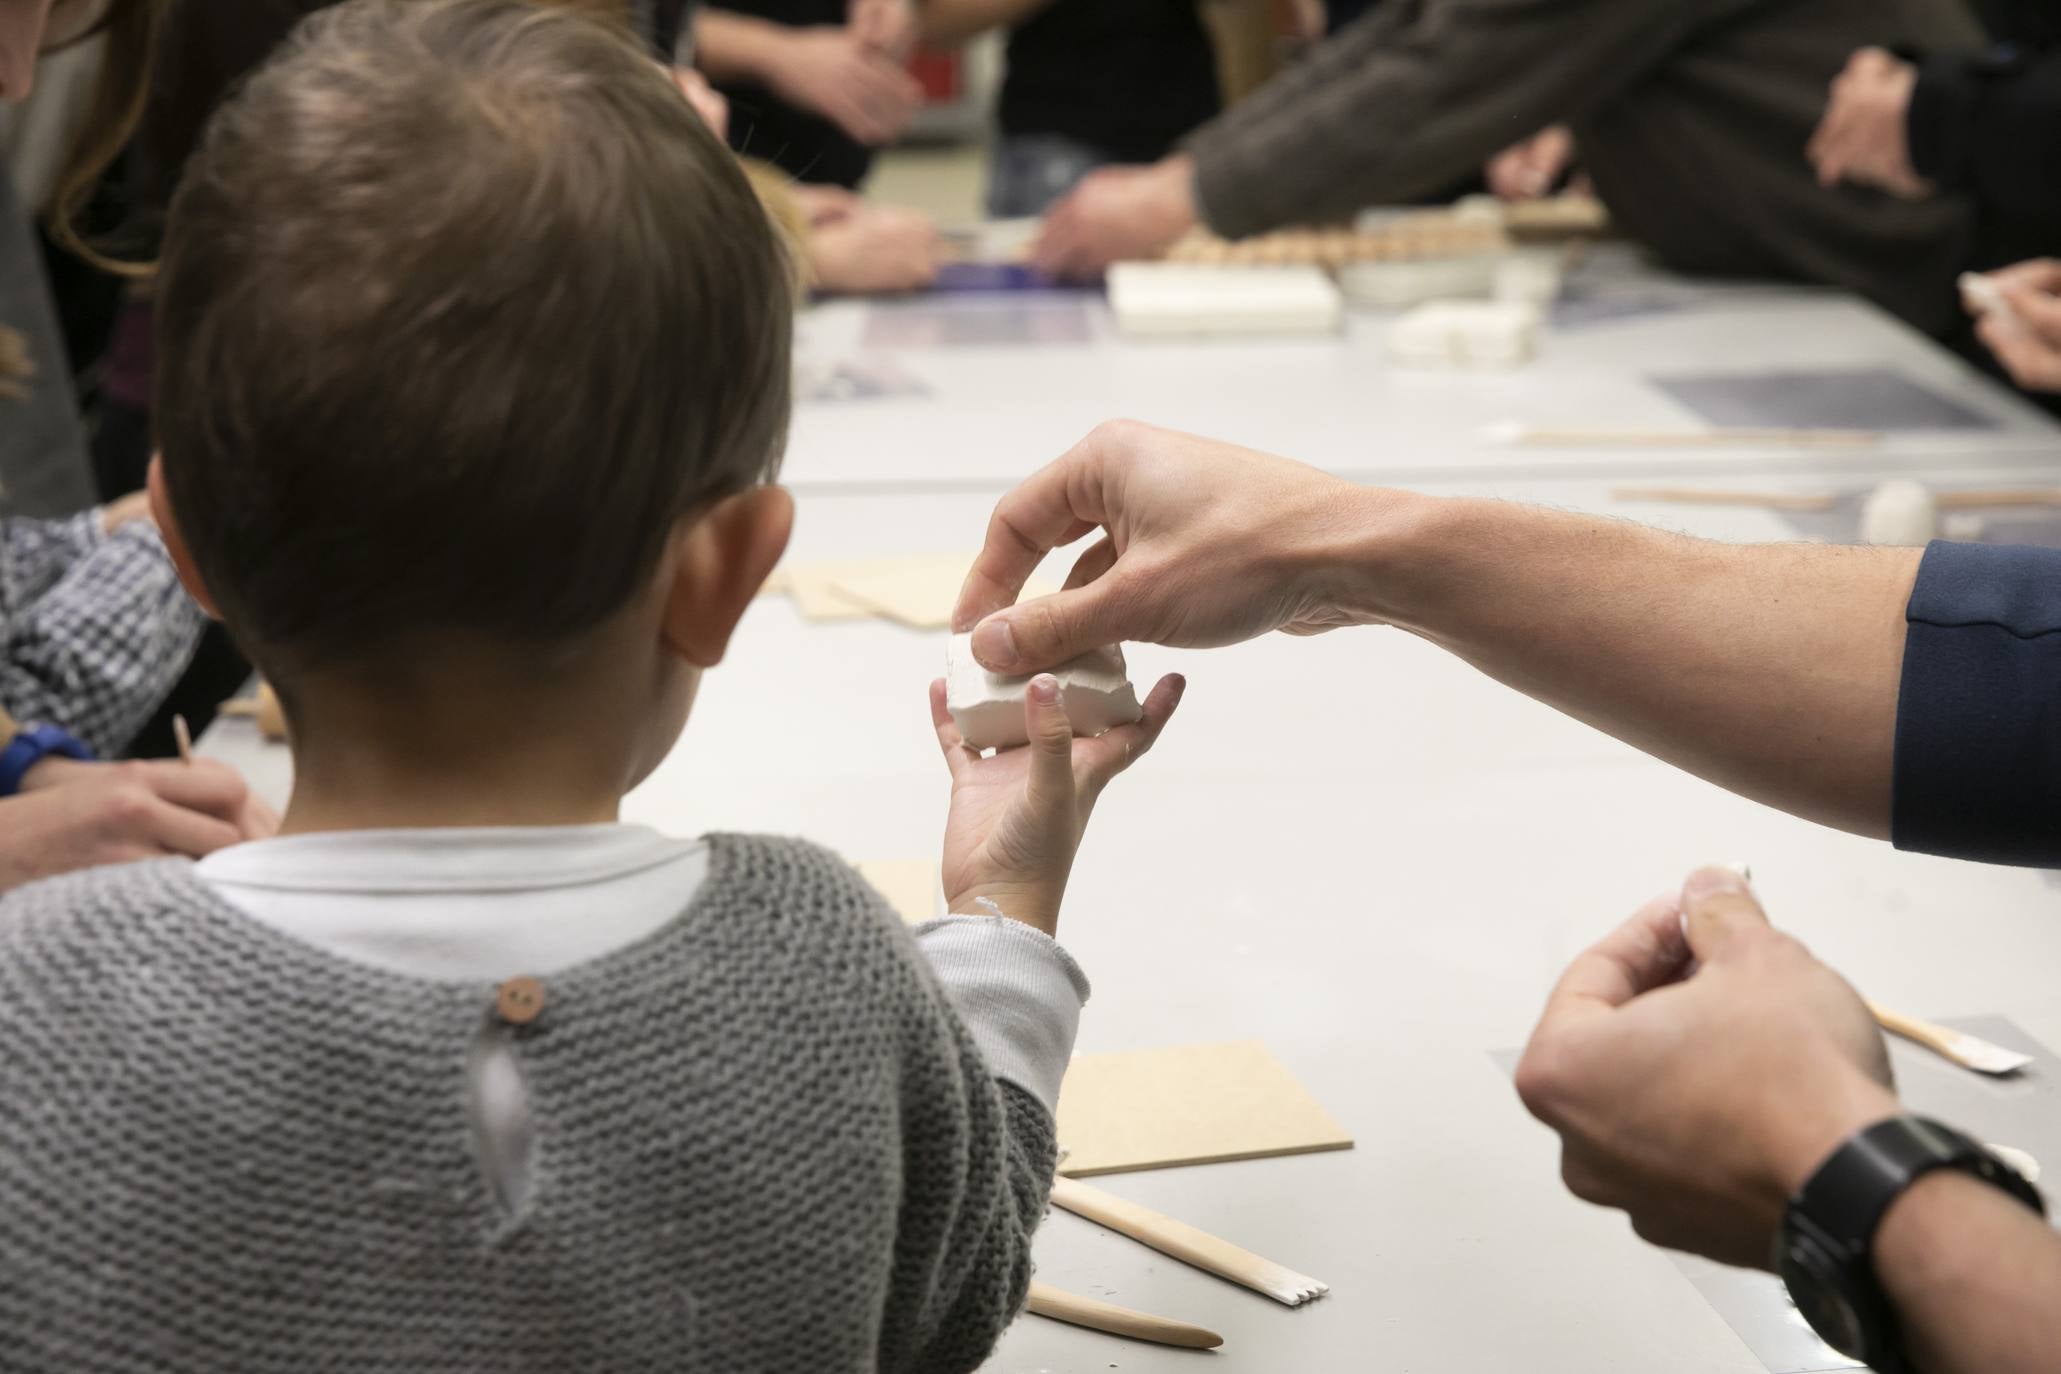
[200,270,2061,1372]
[787,255,2061,495]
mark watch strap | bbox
[1796,1116,2046,1253]
[0,724,97,797]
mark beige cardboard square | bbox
[858,859,942,925]
[1057,1040,1354,1177]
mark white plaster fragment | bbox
[945,633,1142,751]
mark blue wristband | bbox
[0,725,97,798]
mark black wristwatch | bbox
[1777,1115,2046,1372]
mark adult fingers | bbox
[2000,281,2061,347]
[972,579,1139,678]
[239,795,282,842]
[128,759,250,823]
[1988,258,2061,293]
[928,678,976,779]
[954,434,1115,631]
[1064,536,1119,591]
[1073,673,1186,793]
[141,794,245,858]
[1535,893,1691,1028]
[1680,865,1773,963]
[1021,676,1076,814]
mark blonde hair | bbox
[47,0,168,272]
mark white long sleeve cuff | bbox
[911,915,1089,1116]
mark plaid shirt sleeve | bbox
[0,515,206,756]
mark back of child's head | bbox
[154,0,793,680]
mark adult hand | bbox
[953,421,1387,673]
[670,64,731,141]
[765,27,921,147]
[809,202,942,293]
[2,758,279,893]
[849,0,919,61]
[927,672,1182,936]
[1973,260,2061,394]
[1032,156,1198,280]
[792,181,864,228]
[1515,867,1898,1269]
[1486,125,1575,201]
[1807,47,1930,199]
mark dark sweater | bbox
[1908,1,2061,259]
[1186,0,1987,338]
[999,0,1220,165]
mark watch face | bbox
[1780,1239,1865,1357]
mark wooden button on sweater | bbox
[495,976,545,1025]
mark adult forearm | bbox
[918,0,1049,47]
[1185,0,1715,236]
[1875,1170,2061,1373]
[1348,494,1915,837]
[692,9,789,84]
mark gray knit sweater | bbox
[0,835,1055,1372]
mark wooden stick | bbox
[1610,487,1839,512]
[173,715,195,764]
[1024,1283,1224,1350]
[1866,1001,2033,1076]
[1932,488,2061,510]
[1049,1176,1328,1307]
[1513,427,1879,449]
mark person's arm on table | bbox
[954,422,1913,839]
[692,8,919,147]
[0,756,271,894]
[1516,867,2061,1373]
[1034,0,1731,274]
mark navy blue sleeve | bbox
[1894,541,2061,867]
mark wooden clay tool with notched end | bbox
[1025,1283,1223,1350]
[1049,1176,1329,1307]
[1867,1002,2034,1076]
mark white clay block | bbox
[1941,512,1987,542]
[1493,252,1565,307]
[1106,263,1343,339]
[1958,271,2011,319]
[945,633,1142,751]
[1388,300,1539,368]
[1337,255,1499,308]
[1860,479,1937,547]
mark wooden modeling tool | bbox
[1610,488,1840,513]
[1611,485,2061,514]
[1867,1002,2033,1076]
[1024,1283,1224,1350]
[1048,1176,1329,1307]
[173,715,194,764]
[1931,487,2061,510]
[1497,425,1879,449]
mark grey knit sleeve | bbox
[869,914,1061,1372]
[1184,0,1734,238]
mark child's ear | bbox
[147,453,223,619]
[661,485,794,668]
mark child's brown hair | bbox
[153,0,793,676]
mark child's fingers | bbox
[1074,672,1186,792]
[929,678,977,779]
[1022,675,1076,813]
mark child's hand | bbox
[928,672,1183,936]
